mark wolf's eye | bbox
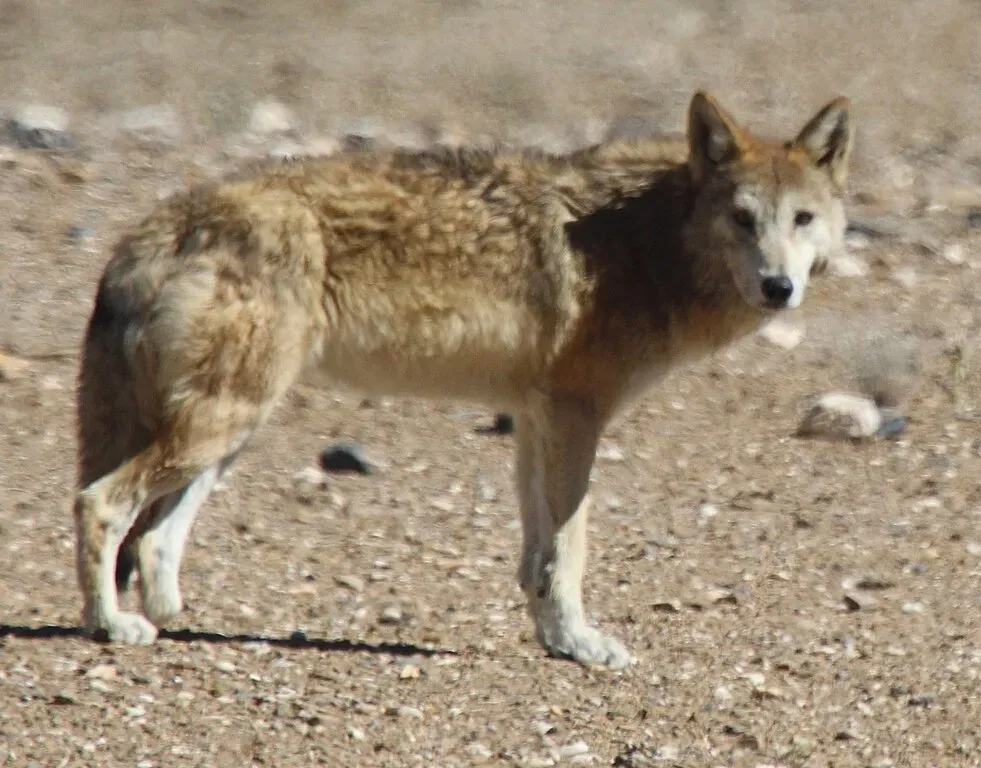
[794,210,814,227]
[732,208,755,231]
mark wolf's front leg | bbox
[515,401,635,669]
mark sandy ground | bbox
[2,1,981,766]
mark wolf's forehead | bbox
[732,152,817,204]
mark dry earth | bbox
[2,1,981,767]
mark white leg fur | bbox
[75,481,159,645]
[516,401,635,669]
[138,464,221,626]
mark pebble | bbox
[348,726,366,741]
[467,742,493,759]
[214,660,236,674]
[843,592,877,611]
[758,319,804,350]
[796,392,883,440]
[319,442,374,475]
[558,741,590,758]
[117,104,182,144]
[8,104,74,149]
[334,574,364,592]
[268,140,305,160]
[304,136,342,157]
[830,253,870,278]
[890,266,918,290]
[396,705,423,719]
[379,604,403,625]
[596,442,625,462]
[249,100,295,135]
[293,465,328,491]
[943,243,966,266]
[901,601,926,614]
[85,663,117,680]
[398,664,421,680]
[0,352,29,382]
[492,413,515,434]
[476,412,515,435]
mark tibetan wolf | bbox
[74,91,854,668]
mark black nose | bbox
[760,276,794,307]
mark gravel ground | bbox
[2,2,981,766]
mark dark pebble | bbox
[319,442,373,475]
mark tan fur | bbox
[74,92,855,667]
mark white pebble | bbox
[797,392,882,440]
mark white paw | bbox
[94,611,160,645]
[540,623,635,669]
[141,586,182,627]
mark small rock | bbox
[334,574,364,592]
[214,660,236,674]
[67,225,95,242]
[249,100,295,135]
[966,541,981,557]
[0,352,29,382]
[289,630,308,643]
[943,243,966,266]
[901,601,925,614]
[652,599,682,613]
[348,726,366,741]
[118,104,182,144]
[759,319,804,350]
[830,253,870,278]
[796,392,883,440]
[399,664,421,680]
[890,266,918,290]
[523,758,556,768]
[341,118,389,151]
[8,105,73,149]
[907,692,935,708]
[379,604,403,625]
[534,721,557,737]
[742,672,766,688]
[396,705,424,719]
[596,442,625,462]
[476,413,515,435]
[85,663,117,681]
[466,742,493,759]
[268,140,306,160]
[558,742,590,759]
[319,442,374,475]
[698,503,719,518]
[304,136,342,157]
[293,465,328,492]
[842,576,895,591]
[843,592,877,611]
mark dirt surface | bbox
[2,2,981,766]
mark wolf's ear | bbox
[793,97,854,189]
[687,91,746,183]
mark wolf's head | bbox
[685,91,854,311]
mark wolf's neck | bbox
[549,139,691,218]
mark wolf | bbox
[73,91,854,668]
